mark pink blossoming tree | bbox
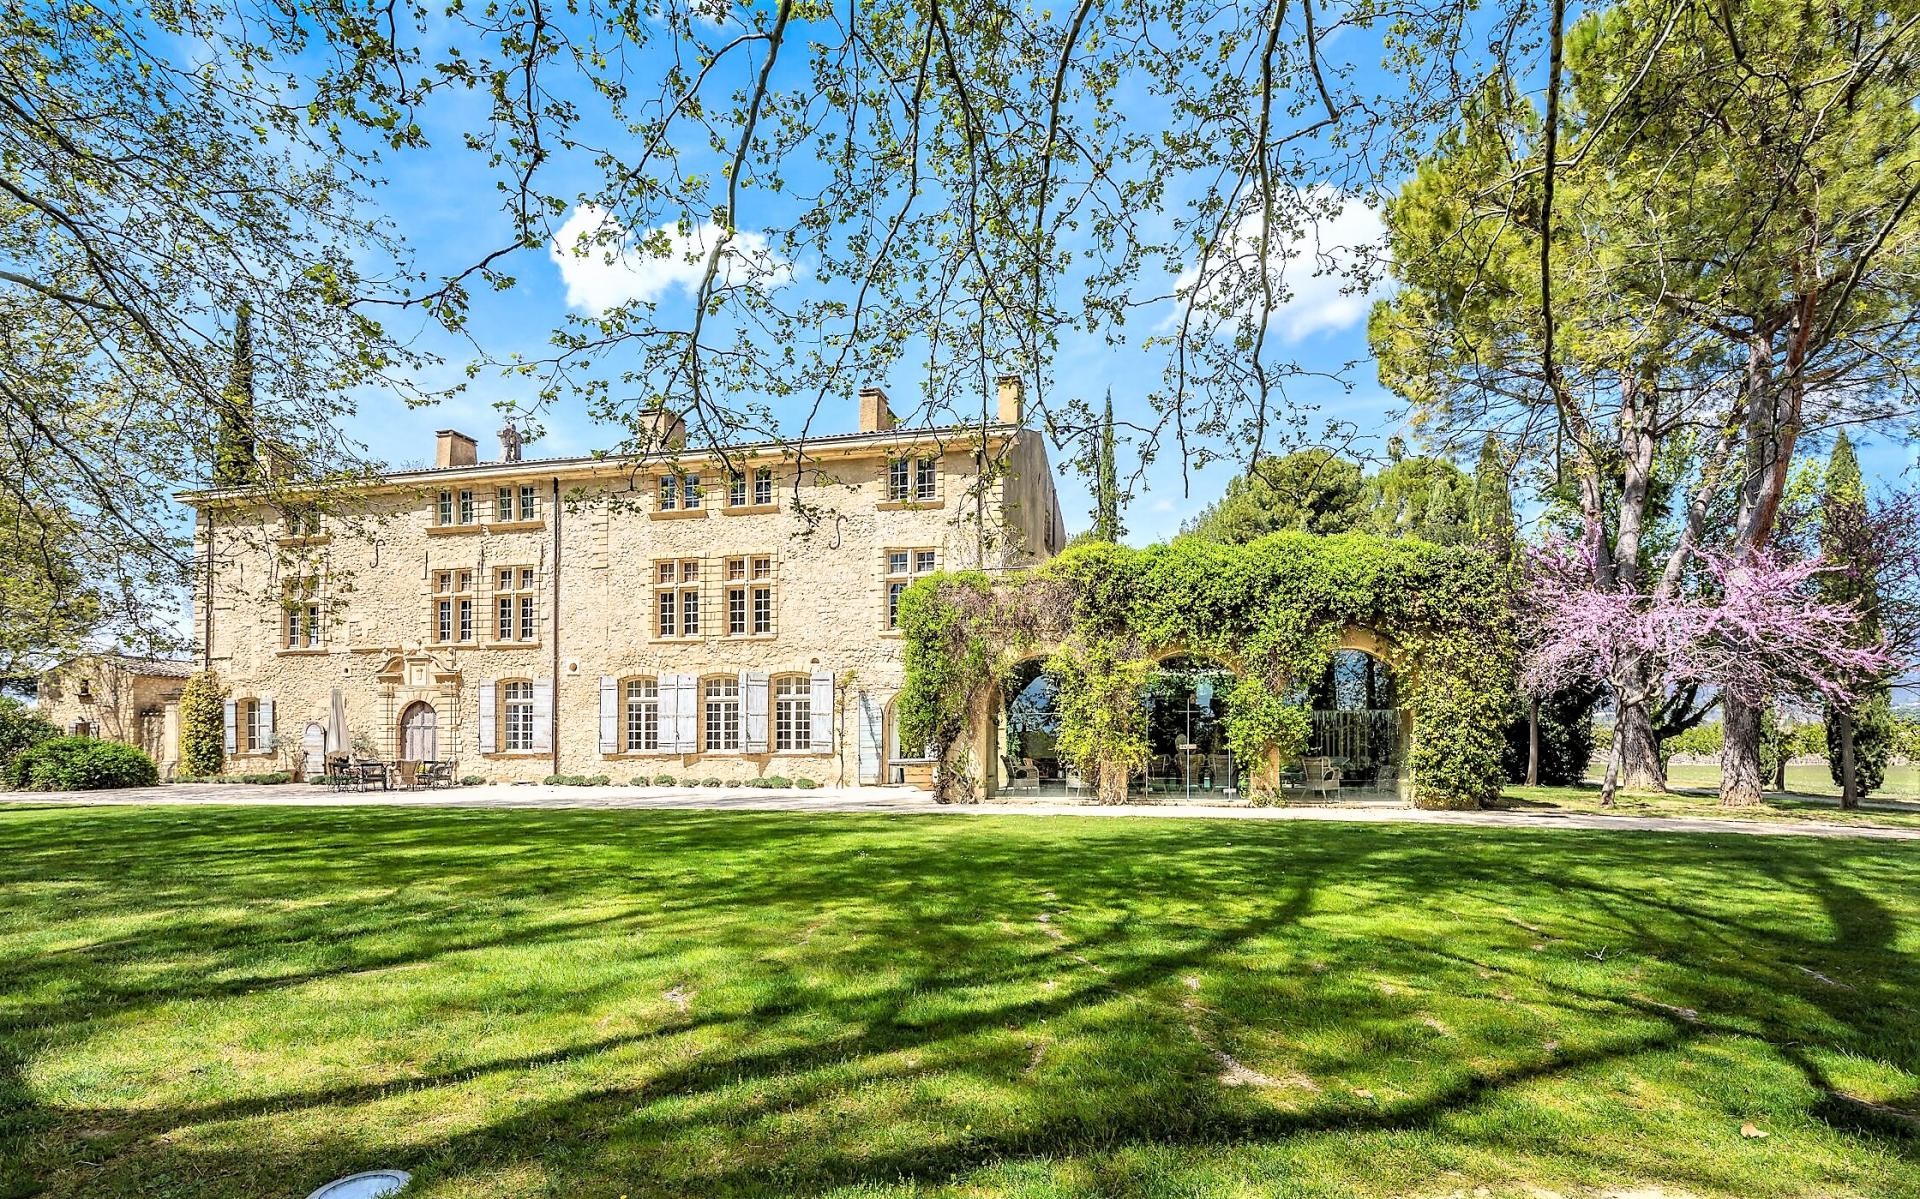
[1523,539,1898,806]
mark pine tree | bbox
[213,301,256,486]
[1094,389,1124,542]
[1419,472,1467,544]
[1819,431,1892,806]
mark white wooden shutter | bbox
[657,672,680,752]
[856,691,883,784]
[674,674,698,752]
[531,677,554,752]
[223,699,237,754]
[598,675,618,754]
[477,678,496,753]
[809,672,834,752]
[259,697,275,745]
[743,669,769,752]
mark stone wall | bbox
[36,658,188,768]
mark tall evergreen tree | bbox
[1820,431,1894,806]
[1094,389,1124,542]
[1470,435,1515,545]
[213,301,256,486]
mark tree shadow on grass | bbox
[1,806,1917,1197]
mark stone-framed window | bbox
[493,483,537,522]
[239,697,265,753]
[702,675,741,751]
[654,559,701,638]
[282,503,321,538]
[773,674,810,752]
[754,467,773,506]
[283,576,322,649]
[887,458,910,501]
[435,489,477,526]
[624,677,660,752]
[432,569,475,644]
[727,471,747,508]
[658,474,679,511]
[501,680,535,751]
[884,548,937,629]
[914,455,938,501]
[721,555,775,636]
[494,566,537,642]
[887,457,938,502]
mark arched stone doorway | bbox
[301,722,327,777]
[1299,641,1409,801]
[398,701,437,762]
[991,659,1066,797]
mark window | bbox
[437,490,454,525]
[888,457,937,502]
[754,467,773,506]
[703,676,741,751]
[283,504,321,537]
[915,456,937,501]
[722,557,774,636]
[625,677,659,752]
[284,577,321,648]
[654,558,702,638]
[502,680,534,751]
[239,698,264,753]
[659,474,678,511]
[888,458,910,501]
[75,678,92,702]
[495,566,537,642]
[885,547,937,628]
[433,570,474,643]
[518,484,537,521]
[728,471,747,508]
[726,557,748,636]
[458,490,475,524]
[774,675,810,751]
[496,486,514,522]
[683,474,702,509]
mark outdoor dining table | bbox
[350,760,391,791]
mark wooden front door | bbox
[400,702,437,761]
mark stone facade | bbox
[35,656,192,768]
[181,385,1066,785]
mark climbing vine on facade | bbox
[898,533,1517,809]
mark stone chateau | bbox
[45,381,1065,785]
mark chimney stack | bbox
[638,406,687,450]
[436,429,478,468]
[858,386,895,433]
[996,375,1025,426]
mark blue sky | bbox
[324,8,1917,548]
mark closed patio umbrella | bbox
[327,687,347,755]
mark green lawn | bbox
[1501,783,1920,831]
[1658,762,1920,802]
[2,805,1917,1199]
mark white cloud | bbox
[1170,187,1391,342]
[548,203,789,315]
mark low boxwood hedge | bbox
[5,737,159,791]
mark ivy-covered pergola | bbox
[898,532,1517,809]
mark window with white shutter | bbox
[809,672,834,752]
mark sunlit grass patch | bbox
[1,804,1916,1198]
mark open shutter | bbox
[477,678,496,753]
[657,672,680,752]
[856,691,883,784]
[259,698,275,748]
[809,672,834,752]
[531,677,554,752]
[223,699,237,754]
[743,670,769,753]
[598,675,618,754]
[674,674,698,752]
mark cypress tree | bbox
[214,301,256,485]
[1470,434,1515,547]
[1819,431,1892,805]
[1094,389,1124,542]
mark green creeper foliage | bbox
[179,671,227,779]
[900,532,1517,809]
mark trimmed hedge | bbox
[5,737,159,791]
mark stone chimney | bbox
[996,375,1025,426]
[858,386,895,433]
[435,429,478,468]
[638,407,687,449]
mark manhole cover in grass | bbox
[304,1170,410,1199]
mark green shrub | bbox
[796,777,819,789]
[178,671,227,778]
[5,737,159,791]
[652,773,677,786]
[0,697,58,770]
[701,776,723,787]
[742,777,771,788]
[237,772,290,785]
[588,774,611,786]
[460,775,487,786]
[764,775,793,789]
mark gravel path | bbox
[6,781,1919,841]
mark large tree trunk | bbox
[1615,698,1666,792]
[1525,697,1540,786]
[1838,708,1859,811]
[1720,694,1765,806]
